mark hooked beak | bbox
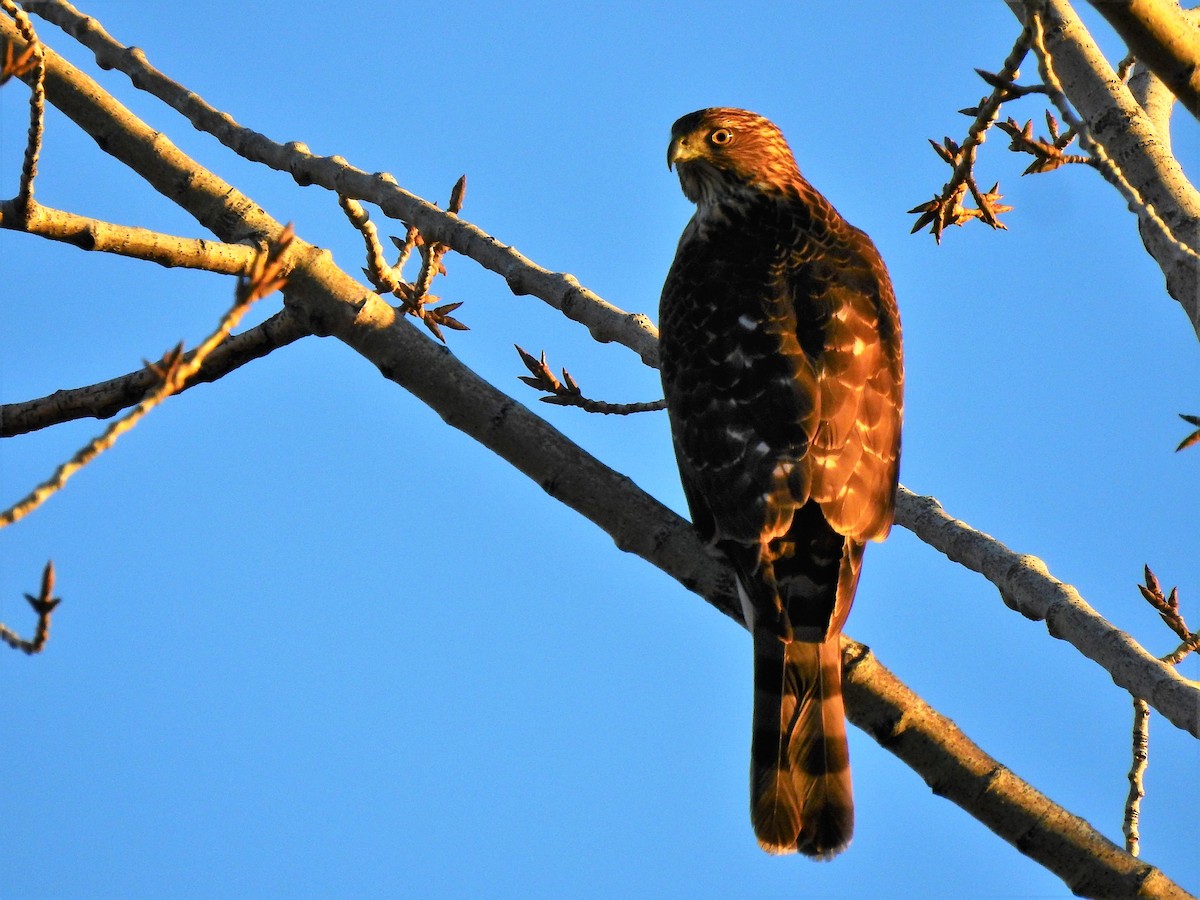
[667,135,686,171]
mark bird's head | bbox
[667,108,801,205]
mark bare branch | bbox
[339,189,472,343]
[1130,57,1179,156]
[22,0,662,365]
[338,194,403,293]
[908,26,1030,240]
[843,640,1186,898]
[0,560,60,654]
[1125,567,1197,857]
[1083,0,1200,121]
[894,488,1200,737]
[1006,0,1200,339]
[1028,7,1200,268]
[0,226,292,528]
[0,199,259,273]
[1123,697,1150,857]
[0,307,308,437]
[0,0,46,212]
[515,345,667,415]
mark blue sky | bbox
[2,2,1197,897]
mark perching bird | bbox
[658,108,903,859]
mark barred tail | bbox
[749,632,853,859]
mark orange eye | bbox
[709,128,734,146]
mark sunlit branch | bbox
[0,0,46,212]
[0,227,291,529]
[22,0,662,365]
[1082,0,1200,121]
[894,488,1199,738]
[1006,0,1200,339]
[842,639,1182,897]
[0,199,259,273]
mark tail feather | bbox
[750,632,853,859]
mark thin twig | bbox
[340,179,469,343]
[515,345,667,415]
[0,0,46,213]
[909,23,1031,240]
[0,225,293,529]
[338,194,402,293]
[0,560,60,654]
[1123,567,1198,855]
[1123,697,1150,857]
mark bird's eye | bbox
[709,128,734,146]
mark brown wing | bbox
[802,221,903,545]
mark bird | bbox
[658,108,903,859]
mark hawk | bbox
[658,108,903,859]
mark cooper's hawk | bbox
[658,108,903,859]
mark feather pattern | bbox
[659,108,902,858]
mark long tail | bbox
[749,631,853,859]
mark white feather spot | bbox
[726,347,752,368]
[724,425,753,443]
[737,314,757,330]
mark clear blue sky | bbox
[2,2,1197,897]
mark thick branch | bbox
[842,640,1187,899]
[1007,0,1200,339]
[0,308,308,436]
[895,488,1199,737]
[1084,0,1200,121]
[0,199,258,272]
[22,0,662,366]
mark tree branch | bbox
[1083,0,1200,121]
[842,640,1189,899]
[894,488,1200,737]
[1007,0,1200,340]
[0,199,259,273]
[0,0,45,212]
[0,231,289,529]
[0,307,308,437]
[22,0,662,366]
